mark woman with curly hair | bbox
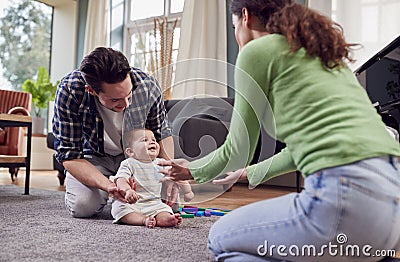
[159,0,400,260]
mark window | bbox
[125,0,184,98]
[331,0,400,70]
[0,0,53,91]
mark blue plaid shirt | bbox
[53,67,172,163]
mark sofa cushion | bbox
[165,97,234,122]
[172,117,229,160]
[165,97,233,160]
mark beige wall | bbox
[39,0,78,83]
[39,0,78,155]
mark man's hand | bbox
[212,168,248,185]
[158,158,193,181]
[109,177,137,203]
[107,183,127,202]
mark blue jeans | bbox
[208,156,400,261]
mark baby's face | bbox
[131,129,160,161]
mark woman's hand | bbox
[160,179,180,207]
[212,168,248,185]
[158,158,193,181]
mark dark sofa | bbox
[47,97,301,190]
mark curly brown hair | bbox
[230,0,358,69]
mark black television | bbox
[354,35,400,130]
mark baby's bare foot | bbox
[143,216,156,228]
[175,213,183,226]
[157,213,182,227]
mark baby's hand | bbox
[125,189,140,204]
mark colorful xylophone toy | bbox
[178,205,231,218]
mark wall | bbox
[76,0,88,67]
[39,0,78,83]
[36,0,78,169]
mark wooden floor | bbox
[0,168,296,210]
[0,168,65,192]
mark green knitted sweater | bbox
[189,34,400,187]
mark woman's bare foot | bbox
[143,216,156,228]
[156,213,182,227]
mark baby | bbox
[111,128,194,228]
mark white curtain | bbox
[83,0,111,56]
[172,0,227,99]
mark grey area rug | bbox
[0,185,219,262]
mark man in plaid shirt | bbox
[52,47,177,218]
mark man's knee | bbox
[65,194,106,218]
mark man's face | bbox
[93,74,133,112]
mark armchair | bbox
[0,89,32,181]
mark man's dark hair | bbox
[79,47,131,93]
